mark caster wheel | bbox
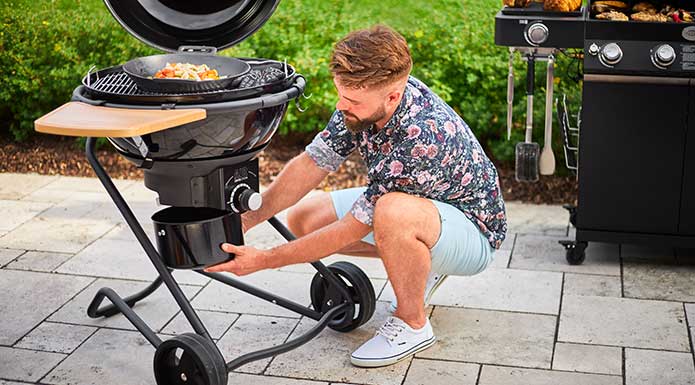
[562,241,587,265]
[310,261,376,333]
[154,333,227,385]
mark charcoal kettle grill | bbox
[495,0,695,265]
[34,1,376,384]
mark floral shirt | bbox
[305,76,507,249]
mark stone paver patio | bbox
[1,172,694,385]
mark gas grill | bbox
[33,1,377,384]
[495,0,695,264]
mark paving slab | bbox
[266,302,411,385]
[623,260,695,302]
[0,270,93,346]
[625,348,695,385]
[686,303,695,351]
[0,346,66,383]
[0,200,52,232]
[193,269,386,319]
[559,294,689,351]
[0,215,115,254]
[0,248,24,267]
[5,251,73,272]
[552,342,622,375]
[218,314,299,374]
[0,173,58,200]
[49,278,201,332]
[42,329,154,385]
[14,322,97,354]
[0,380,31,385]
[417,307,556,369]
[402,358,479,385]
[55,238,210,286]
[228,372,328,384]
[512,235,620,275]
[160,310,239,340]
[505,202,569,236]
[478,365,622,385]
[39,176,134,193]
[563,273,622,298]
[380,268,563,315]
[489,247,512,269]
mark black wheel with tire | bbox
[565,241,587,265]
[154,333,227,385]
[310,261,376,333]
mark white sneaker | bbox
[389,273,448,313]
[350,316,436,367]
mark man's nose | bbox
[336,98,348,112]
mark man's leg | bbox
[372,192,441,329]
[287,192,378,257]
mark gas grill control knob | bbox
[240,189,262,212]
[653,44,676,68]
[525,22,549,46]
[229,184,262,213]
[599,43,623,67]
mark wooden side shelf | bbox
[34,102,206,138]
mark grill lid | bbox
[103,0,281,52]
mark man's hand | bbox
[203,243,272,276]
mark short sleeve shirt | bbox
[305,76,507,249]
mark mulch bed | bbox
[0,134,577,205]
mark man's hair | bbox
[330,25,412,89]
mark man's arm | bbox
[205,212,371,275]
[243,152,328,229]
[264,212,371,268]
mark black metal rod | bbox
[266,217,352,301]
[198,271,324,320]
[85,137,213,342]
[225,302,349,371]
[87,287,162,348]
[88,276,164,318]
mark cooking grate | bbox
[81,60,295,104]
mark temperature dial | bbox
[228,184,262,213]
[652,44,676,68]
[599,43,623,67]
[525,22,549,46]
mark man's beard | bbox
[342,106,388,134]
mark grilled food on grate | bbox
[544,0,581,12]
[631,11,669,22]
[595,10,629,20]
[503,0,531,8]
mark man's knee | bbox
[373,192,439,248]
[287,193,337,237]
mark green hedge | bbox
[0,0,582,163]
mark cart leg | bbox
[87,276,164,318]
[85,137,213,343]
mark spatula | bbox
[540,54,556,175]
[515,55,540,182]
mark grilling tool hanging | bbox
[507,48,514,141]
[515,54,540,182]
[540,53,556,175]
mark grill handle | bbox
[177,46,218,55]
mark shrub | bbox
[0,0,582,164]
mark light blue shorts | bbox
[330,187,495,276]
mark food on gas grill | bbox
[503,0,531,8]
[631,11,669,22]
[632,2,657,13]
[596,10,629,20]
[543,0,581,12]
[153,63,222,81]
[591,1,629,13]
[661,6,694,23]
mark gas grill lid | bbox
[103,0,281,52]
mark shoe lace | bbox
[376,318,405,342]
